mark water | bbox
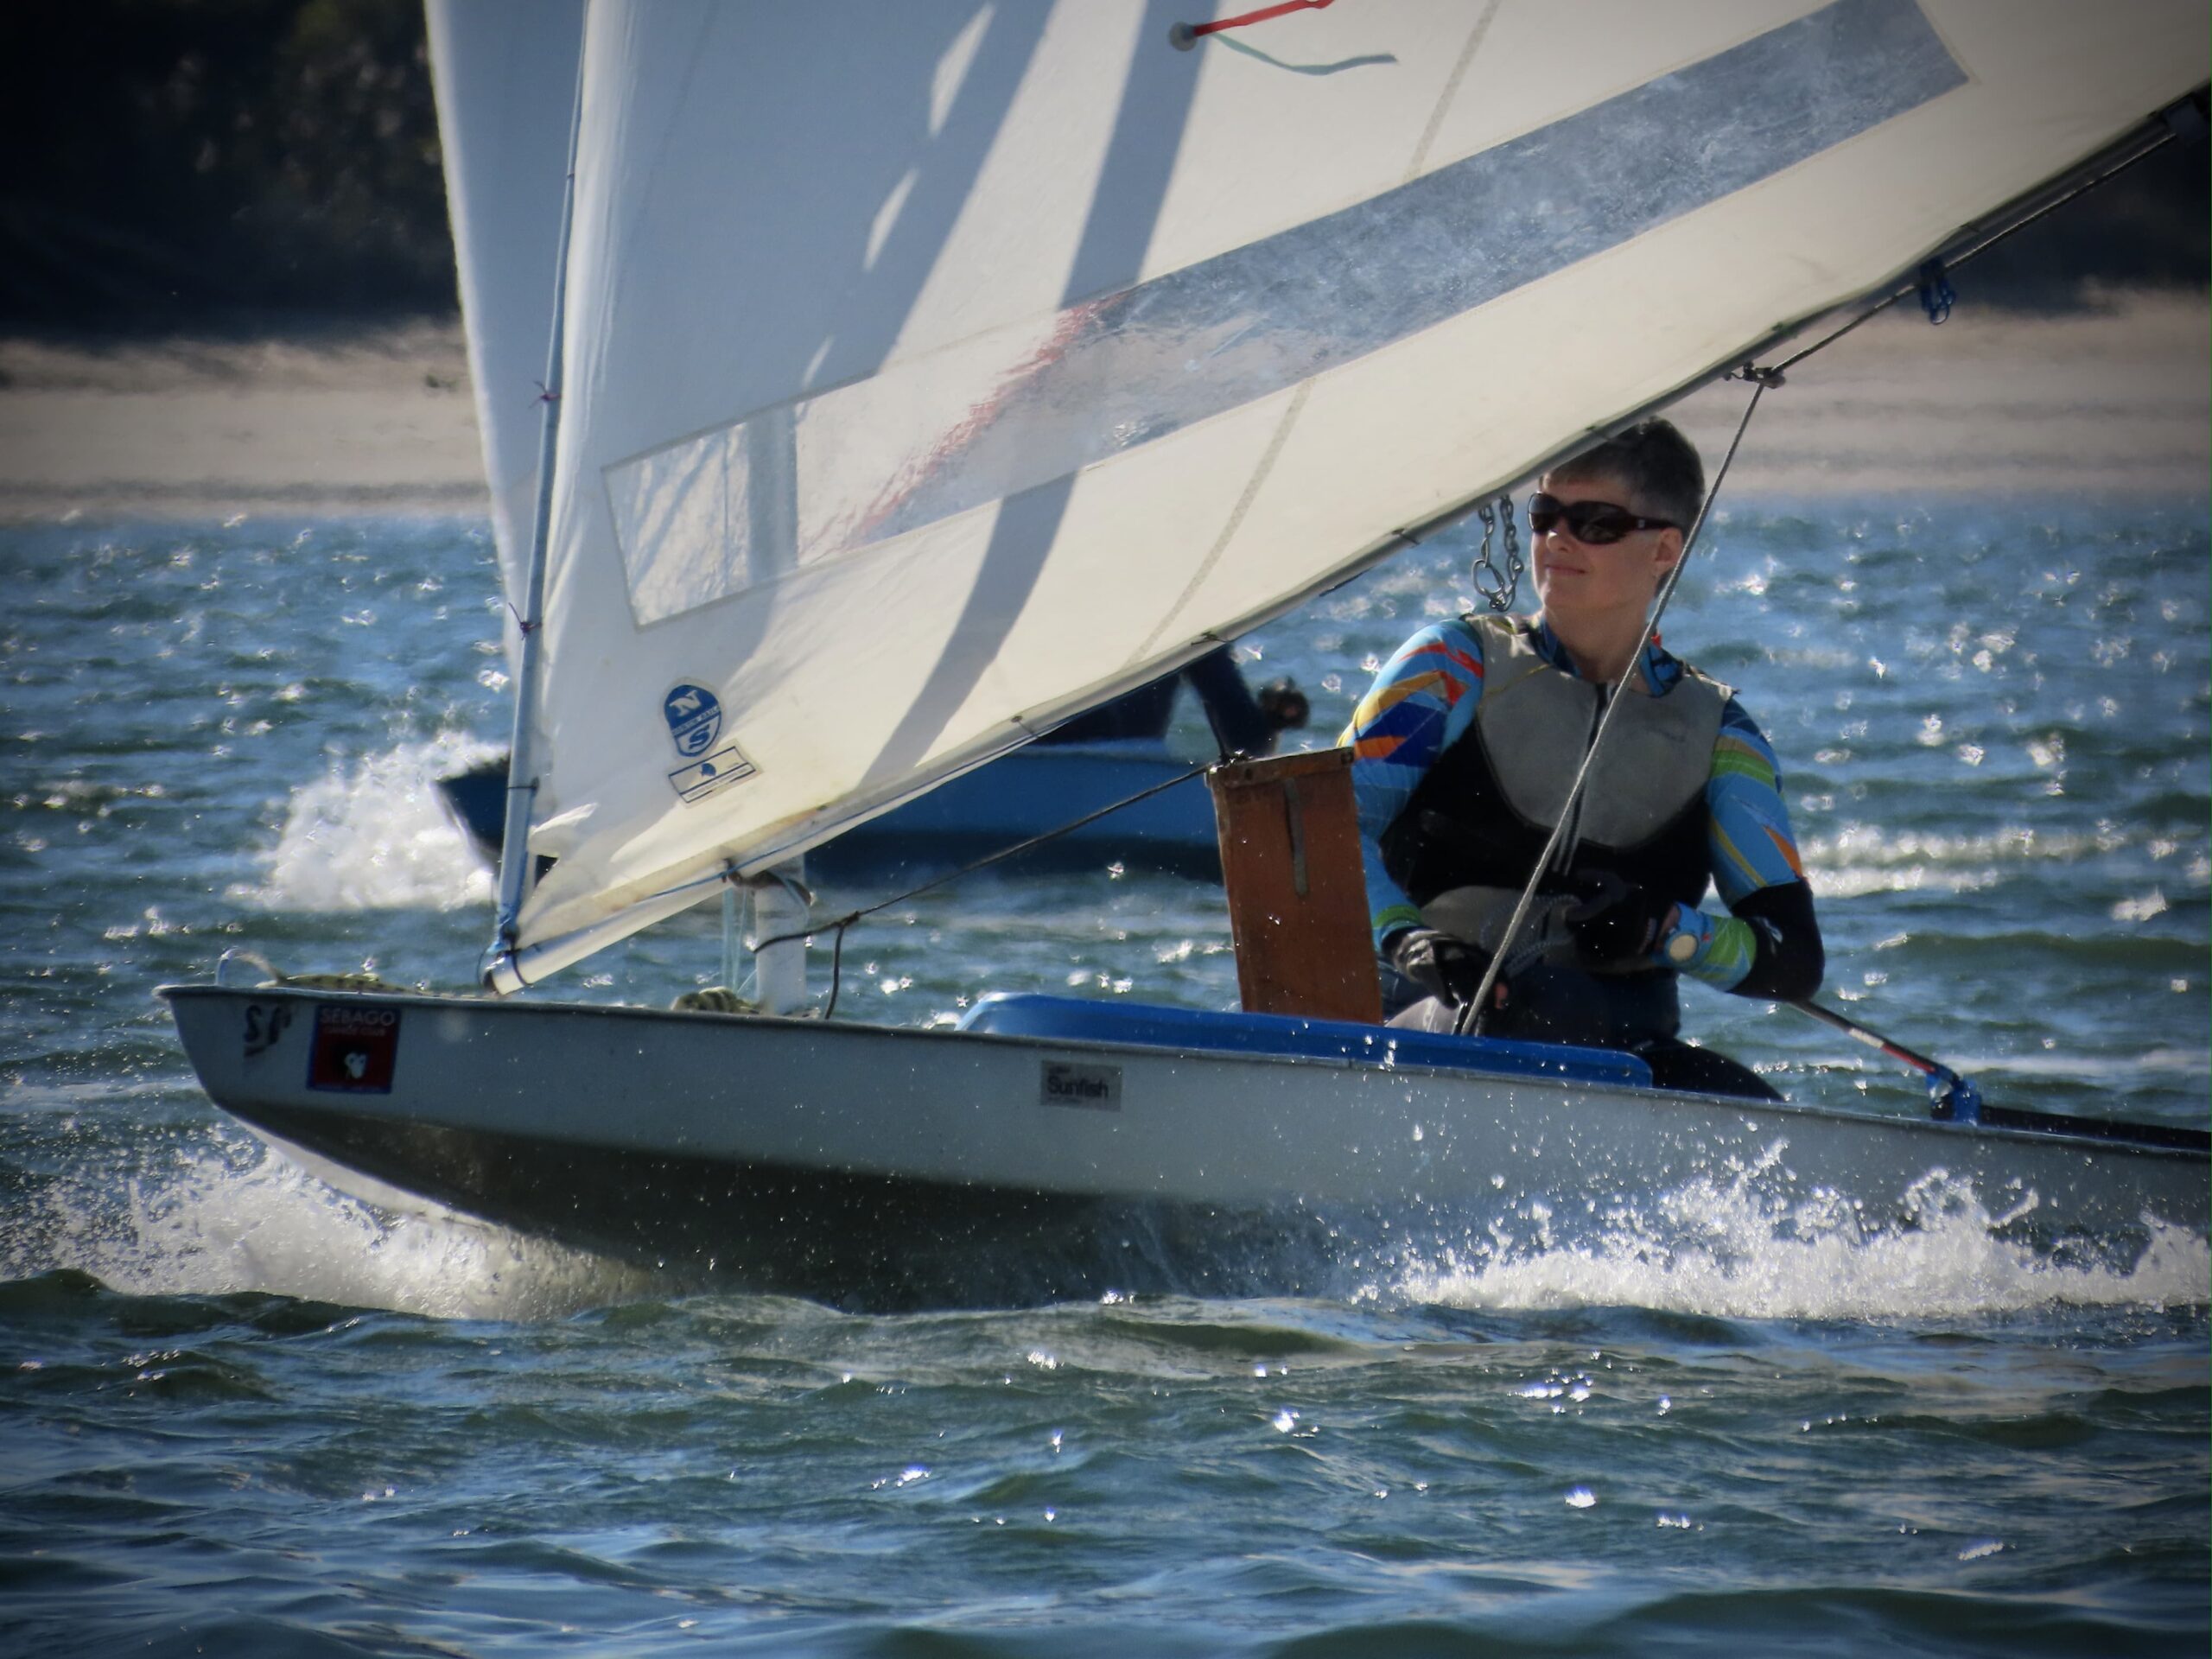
[3,499,2206,1654]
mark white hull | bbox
[162,985,2205,1305]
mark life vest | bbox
[1379,614,1731,1045]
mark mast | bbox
[484,24,589,995]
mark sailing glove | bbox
[1387,927,1507,1010]
[1256,677,1311,733]
[1563,872,1677,970]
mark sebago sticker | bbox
[306,1003,402,1094]
[1040,1060,1122,1112]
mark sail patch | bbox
[606,0,1964,626]
[669,745,758,805]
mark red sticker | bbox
[306,1003,402,1094]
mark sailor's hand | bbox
[1257,677,1310,732]
[1563,872,1676,969]
[1387,928,1506,1009]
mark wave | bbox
[1804,820,2209,901]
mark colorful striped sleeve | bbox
[1339,619,1488,950]
[1662,696,1807,991]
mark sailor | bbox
[1343,418,1822,1099]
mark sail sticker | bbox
[669,744,758,804]
[662,683,723,758]
[306,1003,402,1094]
[1040,1060,1122,1112]
[607,0,1963,625]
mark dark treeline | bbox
[1,3,2203,335]
[3,0,450,331]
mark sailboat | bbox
[163,0,2208,1304]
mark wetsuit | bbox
[1344,613,1823,1098]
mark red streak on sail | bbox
[1176,0,1334,48]
[839,295,1105,553]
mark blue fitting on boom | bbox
[1928,1065,1983,1124]
[1916,258,1955,325]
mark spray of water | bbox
[1389,1170,2209,1319]
[8,1117,2201,1323]
[4,1134,670,1321]
[235,732,499,913]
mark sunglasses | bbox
[1526,492,1676,545]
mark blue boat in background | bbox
[440,737,1224,882]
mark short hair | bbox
[1547,418,1705,531]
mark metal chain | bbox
[1469,493,1523,612]
[1498,499,1522,603]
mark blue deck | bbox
[957,994,1654,1088]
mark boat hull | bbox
[162,985,2206,1306]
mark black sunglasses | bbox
[1526,492,1676,545]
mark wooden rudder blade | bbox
[1207,747,1382,1023]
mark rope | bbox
[824,923,849,1020]
[1457,380,1772,1036]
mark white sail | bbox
[493,0,2202,979]
[424,0,584,621]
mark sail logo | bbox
[669,744,758,805]
[663,683,722,758]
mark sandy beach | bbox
[0,294,2202,521]
[0,321,484,522]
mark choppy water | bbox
[3,497,2207,1654]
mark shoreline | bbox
[0,294,2202,523]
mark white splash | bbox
[236,732,499,912]
[6,1135,664,1321]
[1391,1172,2210,1320]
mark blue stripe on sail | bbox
[610,0,1962,620]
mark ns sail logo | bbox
[663,683,722,758]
